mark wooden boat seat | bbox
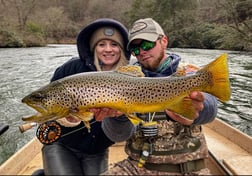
[203,118,252,175]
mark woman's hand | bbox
[165,91,205,125]
[90,108,123,121]
[57,116,81,127]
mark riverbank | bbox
[1,27,251,51]
[0,29,76,47]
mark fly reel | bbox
[36,121,61,144]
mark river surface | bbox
[0,44,251,165]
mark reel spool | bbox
[36,121,61,144]
[140,121,158,137]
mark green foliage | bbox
[197,24,224,49]
[235,0,252,22]
[127,0,251,51]
[0,30,24,47]
[0,0,251,50]
[21,22,46,47]
[126,0,198,33]
[169,23,236,49]
[22,33,46,47]
[126,0,154,25]
[26,22,44,35]
[220,25,250,50]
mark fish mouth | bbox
[23,100,48,114]
[22,102,69,123]
[22,112,43,122]
[22,102,54,123]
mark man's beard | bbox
[142,49,165,71]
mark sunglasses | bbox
[129,36,163,56]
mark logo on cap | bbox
[104,28,114,36]
[130,22,147,34]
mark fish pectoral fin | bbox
[172,66,186,77]
[69,110,94,132]
[115,65,145,77]
[126,114,143,125]
[69,110,94,121]
[168,98,196,120]
[83,121,91,133]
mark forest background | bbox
[0,0,251,51]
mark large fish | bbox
[22,53,230,128]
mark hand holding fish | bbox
[90,108,124,121]
[55,116,81,127]
[165,91,204,125]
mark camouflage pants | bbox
[102,158,211,175]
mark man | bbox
[103,18,218,175]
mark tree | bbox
[13,0,37,30]
[126,0,198,32]
[219,0,252,47]
[61,0,90,23]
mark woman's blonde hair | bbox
[94,46,129,71]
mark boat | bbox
[0,118,252,175]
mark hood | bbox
[77,18,131,66]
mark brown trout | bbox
[22,53,230,128]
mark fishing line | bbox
[150,112,156,122]
[61,121,97,138]
[147,112,156,122]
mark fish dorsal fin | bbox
[115,65,145,77]
[171,66,186,77]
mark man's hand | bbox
[165,91,205,125]
[90,108,123,121]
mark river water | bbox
[0,44,251,165]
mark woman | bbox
[37,18,134,175]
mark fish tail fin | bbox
[201,53,231,102]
